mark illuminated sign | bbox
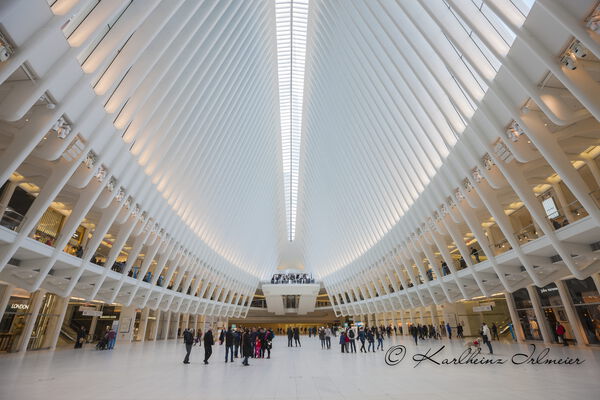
[10,303,29,310]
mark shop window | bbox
[566,277,600,344]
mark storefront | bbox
[566,277,600,345]
[536,283,575,344]
[0,290,63,352]
[512,288,543,341]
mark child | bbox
[254,336,262,358]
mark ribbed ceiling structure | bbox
[1,0,600,319]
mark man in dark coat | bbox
[224,327,234,362]
[183,328,194,364]
[293,327,301,347]
[203,328,214,364]
[241,328,252,366]
[287,327,293,347]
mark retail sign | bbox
[82,310,103,317]
[10,303,29,310]
[79,306,96,312]
[473,305,492,312]
[478,302,496,307]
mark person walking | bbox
[224,327,234,362]
[264,329,274,358]
[293,327,301,347]
[376,328,384,351]
[491,323,499,341]
[287,327,293,347]
[319,328,326,349]
[183,328,194,364]
[358,327,366,353]
[446,322,452,339]
[410,325,418,345]
[241,328,252,366]
[203,328,214,364]
[75,326,86,349]
[366,328,375,352]
[556,322,568,346]
[325,326,332,349]
[481,322,493,354]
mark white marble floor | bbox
[1,335,599,400]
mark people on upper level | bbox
[270,273,315,284]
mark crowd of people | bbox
[182,326,275,366]
[180,320,508,364]
[270,273,315,284]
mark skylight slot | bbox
[276,0,308,242]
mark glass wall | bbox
[536,283,574,344]
[566,277,600,345]
[512,288,542,341]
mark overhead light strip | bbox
[276,0,308,242]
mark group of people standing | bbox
[182,326,274,366]
[286,327,302,347]
[336,326,388,353]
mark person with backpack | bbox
[182,328,194,364]
[347,326,357,353]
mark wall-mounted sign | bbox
[478,302,496,307]
[10,303,29,310]
[82,310,103,317]
[79,306,96,312]
[473,305,493,312]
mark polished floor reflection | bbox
[1,335,599,400]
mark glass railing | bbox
[0,208,23,231]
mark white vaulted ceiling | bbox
[297,0,522,275]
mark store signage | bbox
[539,286,558,294]
[10,303,29,310]
[79,306,96,312]
[82,310,103,317]
[478,302,495,307]
[473,305,492,312]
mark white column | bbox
[44,295,69,350]
[16,289,46,353]
[0,283,15,322]
[116,305,137,344]
[527,286,553,344]
[551,181,574,223]
[137,307,150,342]
[150,309,161,341]
[163,310,172,340]
[505,292,525,343]
[592,273,600,295]
[555,280,587,346]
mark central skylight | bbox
[276,0,308,242]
